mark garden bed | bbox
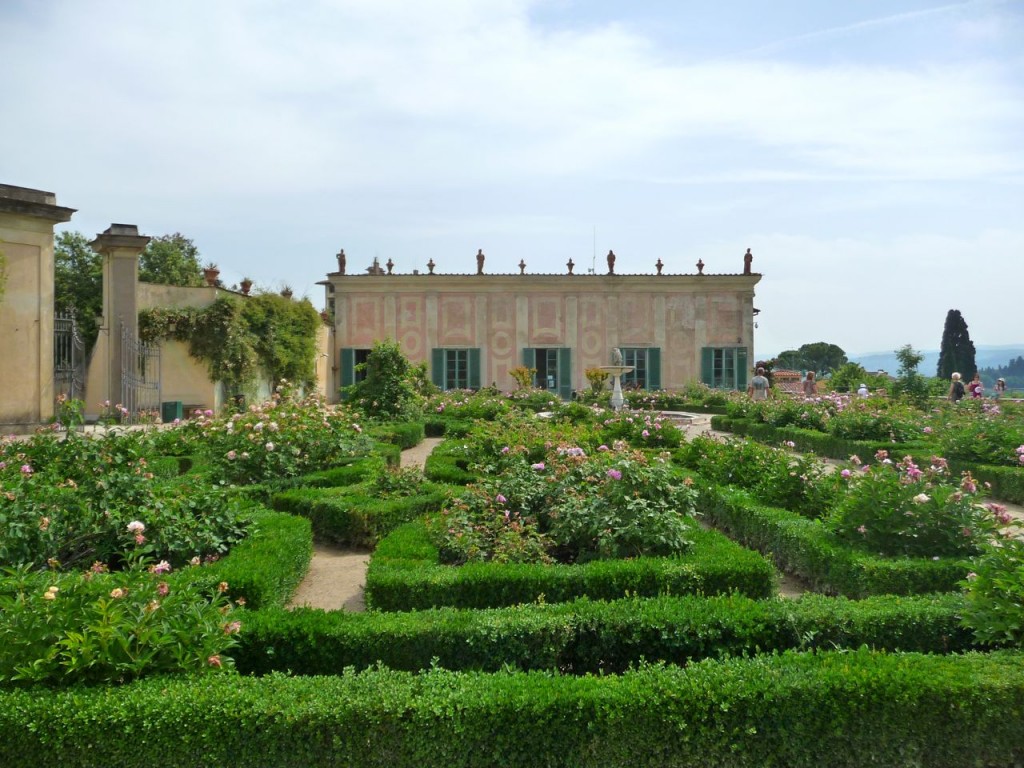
[365,519,776,610]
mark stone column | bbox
[90,225,151,410]
[0,184,75,433]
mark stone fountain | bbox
[599,348,634,411]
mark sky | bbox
[2,0,1022,358]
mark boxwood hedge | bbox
[695,481,969,597]
[365,520,777,610]
[2,651,1022,767]
[234,592,976,676]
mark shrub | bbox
[961,520,1024,647]
[184,510,312,611]
[696,481,971,597]
[188,391,373,484]
[367,520,775,610]
[674,434,841,519]
[0,558,242,687]
[342,338,424,419]
[826,452,999,558]
[233,593,975,677]
[427,444,697,564]
[2,652,1023,767]
[595,410,684,449]
[0,434,254,572]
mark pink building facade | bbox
[323,267,761,400]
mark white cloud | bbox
[4,0,1020,192]
[2,0,1021,353]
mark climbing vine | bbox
[139,294,321,393]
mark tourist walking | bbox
[994,378,1007,400]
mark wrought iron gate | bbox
[53,311,85,402]
[120,324,161,424]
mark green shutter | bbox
[736,347,749,391]
[557,347,572,401]
[648,348,661,390]
[522,348,535,387]
[468,348,481,389]
[700,347,714,386]
[431,348,445,389]
[340,348,355,387]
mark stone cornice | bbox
[0,184,75,223]
[326,273,761,292]
[90,224,151,254]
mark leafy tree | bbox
[799,342,847,375]
[775,350,802,370]
[775,343,847,375]
[139,233,203,286]
[892,344,929,407]
[344,339,422,420]
[936,309,977,380]
[828,362,887,394]
[54,231,103,353]
[827,362,862,393]
[980,355,1024,389]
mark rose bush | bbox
[428,442,696,564]
[0,558,242,686]
[826,451,1002,558]
[185,387,373,485]
[1,432,252,572]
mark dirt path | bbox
[286,438,444,612]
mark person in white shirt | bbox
[747,367,770,401]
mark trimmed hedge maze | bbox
[4,422,1024,767]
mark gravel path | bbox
[286,438,443,612]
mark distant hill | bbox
[850,345,1024,376]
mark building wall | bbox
[0,186,74,432]
[325,272,760,398]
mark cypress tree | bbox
[936,309,977,380]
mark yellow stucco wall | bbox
[0,187,73,432]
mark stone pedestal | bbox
[90,225,151,411]
[600,365,634,411]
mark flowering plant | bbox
[0,432,252,571]
[678,435,841,519]
[426,389,511,421]
[960,523,1024,647]
[187,387,373,484]
[427,443,696,564]
[826,451,1002,558]
[596,410,684,450]
[0,558,242,686]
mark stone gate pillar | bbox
[90,224,151,411]
[0,184,76,433]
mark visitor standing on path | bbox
[969,373,984,399]
[949,372,965,403]
[995,378,1007,400]
[748,367,770,401]
[802,371,818,398]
